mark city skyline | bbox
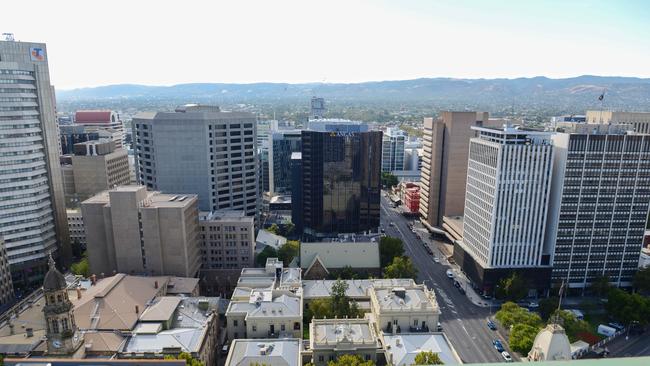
[2,0,650,89]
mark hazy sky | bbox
[4,0,649,89]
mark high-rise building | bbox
[257,120,273,193]
[586,110,650,134]
[74,110,125,149]
[310,97,325,119]
[546,124,650,290]
[198,211,255,270]
[419,112,494,228]
[381,127,406,172]
[269,129,302,194]
[297,131,382,238]
[82,186,200,277]
[133,104,258,215]
[291,152,303,234]
[454,126,554,295]
[0,39,71,286]
[60,139,130,206]
[0,238,14,307]
[308,119,369,133]
[403,140,422,172]
[59,125,102,155]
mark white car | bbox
[501,351,512,362]
[433,257,440,263]
[446,269,454,278]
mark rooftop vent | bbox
[392,287,406,299]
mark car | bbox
[389,222,395,226]
[608,322,625,331]
[501,351,512,362]
[380,227,385,233]
[487,320,497,330]
[493,339,505,352]
[446,269,454,279]
[528,301,539,309]
[433,257,440,263]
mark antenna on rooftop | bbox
[2,33,15,41]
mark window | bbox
[365,355,371,361]
[318,356,324,362]
[51,319,59,333]
[233,320,238,326]
[294,322,300,330]
[413,319,418,326]
[281,324,285,331]
[252,325,257,332]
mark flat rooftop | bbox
[199,210,253,222]
[310,318,377,348]
[383,333,461,366]
[225,339,301,366]
[373,287,439,313]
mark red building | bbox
[404,186,420,214]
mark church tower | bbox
[42,254,82,355]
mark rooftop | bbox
[300,241,380,270]
[383,333,462,366]
[373,286,439,313]
[310,318,377,348]
[225,339,301,366]
[199,210,253,223]
[83,186,197,209]
[226,290,301,319]
[302,279,417,300]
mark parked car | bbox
[487,320,497,331]
[528,301,539,309]
[501,351,512,362]
[433,257,440,263]
[493,339,505,352]
[446,269,454,279]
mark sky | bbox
[3,0,650,89]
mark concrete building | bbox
[60,140,130,206]
[269,129,302,195]
[369,285,440,334]
[74,111,125,149]
[0,39,71,286]
[419,112,494,228]
[528,323,572,362]
[199,211,255,270]
[310,97,325,119]
[382,127,406,172]
[297,131,382,238]
[454,126,554,295]
[255,229,287,254]
[66,209,86,248]
[225,338,301,366]
[382,333,462,366]
[307,119,369,133]
[308,318,379,366]
[546,124,650,290]
[640,245,650,269]
[586,110,650,133]
[403,140,422,172]
[82,186,200,277]
[133,104,258,215]
[0,238,14,307]
[300,241,381,280]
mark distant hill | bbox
[55,76,650,111]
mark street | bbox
[380,194,511,363]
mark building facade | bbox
[381,127,406,172]
[546,125,650,290]
[419,112,495,228]
[66,209,86,249]
[60,140,130,206]
[82,186,200,277]
[297,131,382,237]
[0,39,71,286]
[454,126,554,294]
[199,211,255,270]
[133,105,258,215]
[310,97,325,119]
[269,130,302,195]
[0,238,14,307]
[586,110,650,134]
[74,110,125,149]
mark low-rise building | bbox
[224,338,301,366]
[256,229,287,254]
[307,318,379,366]
[199,211,255,270]
[300,241,380,280]
[382,333,462,365]
[370,285,440,334]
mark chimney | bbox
[91,274,97,285]
[154,280,158,289]
[135,305,140,314]
[76,287,82,300]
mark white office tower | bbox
[546,124,650,290]
[0,39,70,287]
[381,127,406,172]
[455,126,554,295]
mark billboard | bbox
[30,47,45,61]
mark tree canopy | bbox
[384,256,418,280]
[550,310,592,342]
[589,274,611,297]
[381,172,399,188]
[495,302,543,329]
[413,351,444,365]
[164,352,204,366]
[305,279,362,321]
[494,273,528,301]
[379,236,405,267]
[70,252,90,278]
[327,354,375,366]
[256,246,278,266]
[606,288,650,326]
[278,240,299,265]
[509,323,539,354]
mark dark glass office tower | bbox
[298,131,382,237]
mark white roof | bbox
[302,279,417,300]
[383,334,461,366]
[374,287,438,312]
[300,242,380,269]
[227,292,301,319]
[311,319,377,348]
[528,323,572,361]
[256,229,287,250]
[226,339,301,366]
[123,328,206,353]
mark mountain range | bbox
[56,75,650,111]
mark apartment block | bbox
[198,211,255,270]
[0,39,71,285]
[133,104,258,215]
[381,127,406,172]
[419,112,495,228]
[60,140,130,205]
[74,110,125,149]
[82,186,200,277]
[586,110,650,134]
[454,126,554,295]
[546,124,650,290]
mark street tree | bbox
[589,274,611,297]
[509,323,540,354]
[494,273,528,301]
[256,246,278,266]
[633,266,650,294]
[384,256,418,280]
[379,236,405,267]
[413,351,444,365]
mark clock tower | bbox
[42,254,83,355]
